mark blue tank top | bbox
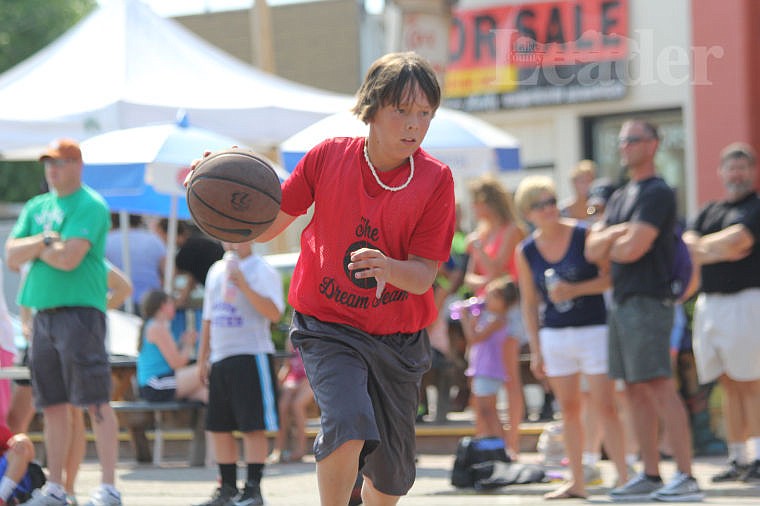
[136,319,173,386]
[521,224,606,328]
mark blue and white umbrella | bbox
[80,114,287,303]
[82,114,245,219]
[279,107,521,175]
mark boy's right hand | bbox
[183,146,239,188]
[183,150,212,188]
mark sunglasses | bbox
[618,136,655,146]
[530,196,557,211]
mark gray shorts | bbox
[290,312,431,497]
[31,307,111,407]
[607,295,673,383]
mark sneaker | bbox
[583,464,603,486]
[83,487,122,506]
[609,472,662,502]
[651,472,704,502]
[19,487,68,506]
[65,495,78,506]
[194,485,239,506]
[234,482,263,506]
[711,460,748,482]
[741,459,760,483]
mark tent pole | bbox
[164,196,178,294]
[119,210,134,314]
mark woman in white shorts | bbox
[515,176,628,500]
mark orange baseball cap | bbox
[39,138,82,162]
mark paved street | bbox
[67,453,759,505]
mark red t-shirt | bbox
[281,137,456,335]
[0,424,12,455]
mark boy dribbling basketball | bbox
[190,52,455,506]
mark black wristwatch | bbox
[43,232,56,247]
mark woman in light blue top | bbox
[136,290,207,403]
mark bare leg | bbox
[472,394,503,439]
[587,374,628,485]
[651,378,693,476]
[626,381,661,476]
[211,431,238,464]
[545,374,586,498]
[615,386,639,460]
[719,375,748,446]
[291,381,314,460]
[581,388,602,459]
[502,337,524,458]
[738,378,760,439]
[85,402,119,486]
[270,387,295,462]
[64,406,87,496]
[41,403,71,486]
[176,364,209,404]
[317,439,363,506]
[361,475,401,506]
[241,430,267,463]
[7,384,35,435]
[4,434,35,485]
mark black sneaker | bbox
[234,482,263,506]
[741,459,760,483]
[711,460,748,482]
[194,484,239,506]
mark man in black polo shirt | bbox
[684,142,760,483]
[586,119,702,502]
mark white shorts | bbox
[693,288,760,383]
[539,324,608,378]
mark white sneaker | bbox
[583,464,603,486]
[650,471,704,502]
[83,487,122,506]
[20,487,68,506]
[610,472,662,502]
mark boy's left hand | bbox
[349,247,388,298]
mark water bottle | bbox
[223,250,239,303]
[544,268,573,313]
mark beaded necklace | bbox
[363,142,414,192]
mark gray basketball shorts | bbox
[31,307,111,407]
[607,295,674,383]
[290,312,432,497]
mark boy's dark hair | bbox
[352,52,441,123]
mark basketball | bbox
[186,148,282,242]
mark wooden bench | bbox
[110,400,206,466]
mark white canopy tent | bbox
[0,0,353,160]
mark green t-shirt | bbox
[12,185,109,312]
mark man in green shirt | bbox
[5,139,122,506]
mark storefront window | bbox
[584,109,687,218]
